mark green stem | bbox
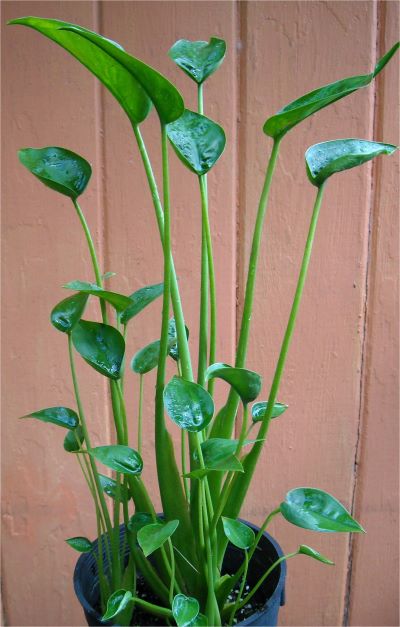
[138,374,144,455]
[129,597,173,619]
[229,550,249,626]
[167,537,176,605]
[197,217,209,387]
[112,473,122,588]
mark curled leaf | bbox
[90,445,143,476]
[64,425,84,452]
[71,320,125,380]
[298,544,334,565]
[64,280,132,312]
[51,292,89,333]
[205,363,261,404]
[251,401,288,423]
[169,37,226,84]
[102,589,133,622]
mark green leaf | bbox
[64,425,84,452]
[298,544,334,565]
[99,474,129,501]
[20,406,78,429]
[168,318,190,362]
[9,17,151,125]
[251,401,288,423]
[130,340,160,374]
[63,280,132,312]
[102,589,133,622]
[189,613,208,626]
[127,512,155,539]
[186,438,243,478]
[137,520,179,557]
[18,146,91,199]
[71,320,125,380]
[263,42,400,138]
[169,37,226,84]
[221,517,255,550]
[172,594,200,627]
[119,282,164,325]
[306,139,397,187]
[167,109,226,175]
[51,292,89,333]
[164,376,214,432]
[90,445,143,476]
[280,487,365,533]
[66,536,93,553]
[205,363,262,404]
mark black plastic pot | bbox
[74,520,286,627]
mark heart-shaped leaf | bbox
[306,139,397,187]
[20,406,78,429]
[127,512,155,539]
[71,320,125,380]
[167,110,226,175]
[99,474,129,501]
[9,17,151,125]
[64,280,132,312]
[131,340,160,375]
[172,594,200,627]
[168,318,190,362]
[251,401,288,423]
[66,536,93,553]
[51,292,89,333]
[18,147,91,199]
[137,519,179,557]
[119,282,164,325]
[263,42,399,139]
[164,376,214,432]
[280,487,365,533]
[169,38,226,84]
[222,517,255,550]
[189,613,208,626]
[90,445,143,476]
[102,589,133,622]
[64,425,84,452]
[205,363,261,404]
[298,544,334,565]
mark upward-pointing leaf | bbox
[18,147,91,199]
[172,594,200,627]
[51,292,89,333]
[298,545,334,565]
[63,280,132,312]
[20,406,78,429]
[137,520,179,557]
[130,340,160,375]
[169,37,226,84]
[205,363,261,404]
[263,42,399,139]
[222,517,255,550]
[71,320,125,380]
[102,589,134,622]
[119,282,164,325]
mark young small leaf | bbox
[18,147,91,199]
[168,318,190,362]
[99,474,129,501]
[64,425,84,452]
[169,37,226,84]
[137,520,179,557]
[90,445,143,476]
[306,139,397,187]
[280,487,365,533]
[222,517,255,550]
[21,406,78,429]
[298,544,334,565]
[71,320,125,380]
[190,438,244,476]
[130,340,160,374]
[205,363,262,404]
[63,280,132,312]
[164,376,214,432]
[102,589,133,622]
[51,292,89,333]
[251,401,288,423]
[119,282,164,325]
[66,536,93,553]
[172,594,200,627]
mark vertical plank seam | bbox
[342,2,382,624]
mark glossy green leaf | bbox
[169,37,226,84]
[264,42,400,138]
[64,280,132,312]
[64,425,84,452]
[167,109,226,175]
[186,438,243,478]
[251,401,288,423]
[189,613,208,626]
[18,146,91,199]
[99,474,129,501]
[137,520,179,557]
[221,517,255,550]
[51,292,89,333]
[298,544,334,565]
[102,589,133,622]
[172,594,200,627]
[280,487,365,533]
[21,406,78,429]
[90,445,143,476]
[9,17,151,125]
[130,340,160,374]
[168,318,190,362]
[66,536,93,553]
[127,512,154,538]
[71,320,125,380]
[163,376,214,432]
[119,282,163,325]
[306,139,397,187]
[205,363,261,404]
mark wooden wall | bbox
[2,1,398,625]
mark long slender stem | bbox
[197,217,209,386]
[138,374,144,455]
[229,550,249,626]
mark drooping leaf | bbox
[99,474,129,501]
[164,376,214,432]
[306,139,397,187]
[251,401,288,423]
[127,512,155,539]
[130,340,160,375]
[51,292,89,333]
[263,42,400,139]
[63,280,132,312]
[102,589,133,622]
[167,110,226,176]
[280,487,365,533]
[168,318,190,362]
[298,544,334,565]
[20,406,78,429]
[9,17,151,125]
[137,520,179,557]
[205,363,261,404]
[18,146,91,199]
[169,37,226,84]
[119,282,164,325]
[90,445,143,476]
[64,425,84,452]
[66,536,93,553]
[71,320,125,380]
[222,517,255,550]
[172,594,200,627]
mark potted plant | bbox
[9,16,398,627]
